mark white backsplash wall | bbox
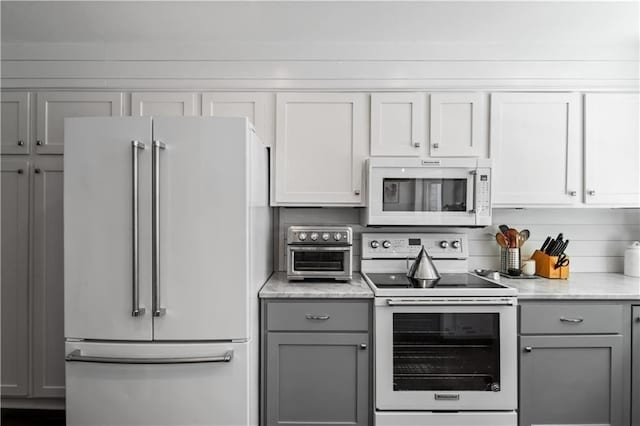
[276,208,640,273]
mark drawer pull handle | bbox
[305,314,330,321]
[560,317,584,323]
[524,346,533,353]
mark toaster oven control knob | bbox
[451,240,461,249]
[440,240,449,249]
[298,232,307,241]
[382,240,392,249]
[370,240,380,249]
[322,233,330,241]
[333,233,343,241]
[310,232,319,241]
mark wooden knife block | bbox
[531,250,570,279]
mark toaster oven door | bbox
[287,246,352,280]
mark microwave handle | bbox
[469,170,477,214]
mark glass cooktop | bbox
[366,273,506,289]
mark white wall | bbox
[1,1,638,90]
[276,207,640,273]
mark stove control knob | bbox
[322,233,330,241]
[370,240,380,249]
[451,240,461,249]
[334,233,343,241]
[382,240,392,249]
[440,240,449,249]
[298,232,307,241]
[310,232,319,241]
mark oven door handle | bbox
[289,246,351,251]
[386,298,515,306]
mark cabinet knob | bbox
[17,140,24,146]
[587,190,596,196]
[354,190,361,196]
[36,140,42,146]
[17,169,24,174]
[34,168,41,174]
[359,343,367,350]
[432,143,439,149]
[413,142,421,148]
[524,346,533,353]
[568,191,577,196]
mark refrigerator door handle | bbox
[131,140,146,317]
[65,349,233,364]
[152,140,166,317]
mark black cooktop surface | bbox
[366,272,506,289]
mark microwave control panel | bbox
[361,233,468,260]
[476,170,491,217]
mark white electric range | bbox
[360,233,518,426]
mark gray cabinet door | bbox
[519,335,624,426]
[633,306,640,426]
[1,159,30,396]
[266,332,369,426]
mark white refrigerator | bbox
[63,116,272,426]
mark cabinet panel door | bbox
[36,92,123,154]
[491,93,581,206]
[131,92,196,117]
[1,159,30,396]
[266,333,369,426]
[1,92,30,154]
[519,335,624,426]
[430,93,486,157]
[633,306,640,426]
[585,93,640,206]
[370,92,424,156]
[32,157,66,397]
[274,93,368,205]
[202,92,272,146]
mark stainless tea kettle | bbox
[406,246,441,286]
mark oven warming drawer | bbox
[375,411,517,426]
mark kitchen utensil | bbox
[406,245,441,285]
[496,233,508,248]
[498,224,510,234]
[519,229,530,243]
[506,229,520,248]
[624,241,640,277]
[474,269,501,281]
[551,239,569,256]
[500,247,521,273]
[554,254,569,269]
[540,236,551,252]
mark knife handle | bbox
[540,236,551,252]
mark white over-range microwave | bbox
[363,158,492,226]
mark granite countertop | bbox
[493,272,640,300]
[259,272,374,299]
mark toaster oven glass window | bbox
[382,178,467,212]
[292,251,345,271]
[392,313,500,391]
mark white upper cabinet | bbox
[202,92,273,146]
[274,93,368,206]
[131,92,196,116]
[430,93,487,157]
[370,93,424,156]
[36,92,123,154]
[491,93,582,206]
[1,92,30,154]
[585,93,640,207]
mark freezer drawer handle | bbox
[131,140,146,317]
[152,140,167,317]
[65,349,233,364]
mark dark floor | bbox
[1,409,65,426]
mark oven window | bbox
[292,251,345,271]
[392,313,500,391]
[382,178,467,212]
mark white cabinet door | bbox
[202,92,273,146]
[370,93,424,157]
[131,92,196,117]
[1,92,30,154]
[64,117,153,341]
[36,92,123,154]
[32,157,65,397]
[491,93,581,206]
[430,93,487,157]
[1,159,30,396]
[274,93,368,205]
[152,117,251,341]
[585,93,640,206]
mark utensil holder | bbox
[531,250,569,279]
[499,248,521,273]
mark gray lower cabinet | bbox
[633,306,640,426]
[262,300,371,426]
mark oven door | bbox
[368,166,479,226]
[375,298,517,411]
[288,246,352,279]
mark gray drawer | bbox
[520,303,623,335]
[266,301,369,332]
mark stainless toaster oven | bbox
[287,226,352,281]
